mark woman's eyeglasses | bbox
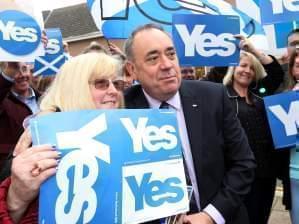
[89,79,125,91]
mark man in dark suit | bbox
[124,24,256,224]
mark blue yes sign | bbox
[30,109,189,224]
[34,28,65,76]
[264,91,299,149]
[0,10,41,56]
[260,0,299,25]
[173,14,240,67]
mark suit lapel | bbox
[125,85,150,108]
[133,92,150,108]
[179,82,203,187]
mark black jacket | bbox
[125,81,256,224]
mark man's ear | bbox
[125,61,137,80]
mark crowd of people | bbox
[0,24,298,224]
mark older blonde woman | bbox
[0,52,124,224]
[223,37,285,223]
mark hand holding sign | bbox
[183,212,215,224]
[7,142,59,223]
[31,110,189,224]
[41,30,48,48]
[235,34,273,65]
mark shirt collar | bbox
[142,89,181,110]
[11,87,35,100]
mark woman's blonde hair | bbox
[223,51,266,86]
[40,52,123,112]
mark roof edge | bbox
[64,32,103,42]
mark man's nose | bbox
[160,55,172,69]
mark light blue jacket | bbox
[290,146,299,180]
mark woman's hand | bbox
[7,130,60,223]
[235,34,273,64]
[235,34,256,54]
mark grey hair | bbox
[223,51,267,86]
[123,23,166,61]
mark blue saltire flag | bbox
[30,109,189,224]
[86,0,267,45]
[33,28,65,76]
[264,91,299,149]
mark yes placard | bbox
[260,0,299,25]
[264,91,299,149]
[172,14,240,66]
[34,28,66,76]
[0,1,44,62]
[30,109,189,224]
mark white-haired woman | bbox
[223,36,285,224]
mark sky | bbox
[32,0,86,11]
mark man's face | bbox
[181,66,196,80]
[12,62,31,95]
[127,28,181,101]
[287,33,299,56]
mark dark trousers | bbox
[244,177,276,224]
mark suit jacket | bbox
[0,74,40,169]
[125,80,256,224]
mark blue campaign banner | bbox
[87,0,266,45]
[29,109,189,224]
[34,28,66,76]
[235,0,299,54]
[260,0,299,25]
[172,14,240,66]
[264,91,299,149]
[0,9,44,61]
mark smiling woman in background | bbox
[223,36,285,223]
[0,52,124,224]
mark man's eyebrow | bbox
[145,50,159,57]
[165,47,175,51]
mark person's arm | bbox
[212,86,255,220]
[3,129,59,223]
[235,35,284,95]
[204,86,255,223]
[0,177,39,224]
[235,34,273,64]
[0,63,16,103]
[257,55,284,95]
[107,41,126,60]
[183,85,256,224]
